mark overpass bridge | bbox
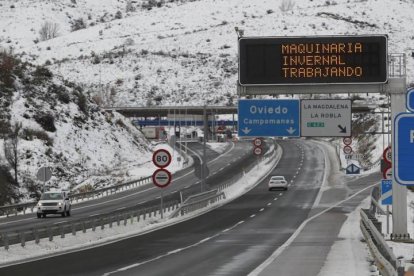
[104,104,376,118]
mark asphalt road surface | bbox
[0,139,380,276]
[0,141,251,234]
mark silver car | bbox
[36,191,71,218]
[268,176,288,191]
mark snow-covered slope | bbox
[0,53,151,202]
[0,0,413,107]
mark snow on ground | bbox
[376,189,414,269]
[0,140,280,265]
[207,142,229,154]
[0,0,413,107]
[318,196,373,276]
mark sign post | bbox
[36,167,52,193]
[152,149,173,219]
[381,179,393,234]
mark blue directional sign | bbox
[381,179,392,205]
[394,113,414,185]
[238,99,300,137]
[407,88,414,112]
[346,163,360,175]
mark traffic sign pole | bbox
[391,91,407,236]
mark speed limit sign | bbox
[152,149,172,168]
[253,138,263,147]
[383,146,392,165]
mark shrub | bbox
[22,128,54,146]
[76,92,88,115]
[34,113,56,132]
[115,11,122,19]
[71,18,86,32]
[39,21,60,41]
[32,66,53,85]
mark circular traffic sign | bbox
[383,167,392,180]
[36,167,52,182]
[253,147,263,156]
[383,146,392,165]
[343,145,353,155]
[343,137,352,146]
[152,149,172,168]
[152,168,172,188]
[253,138,263,147]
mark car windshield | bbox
[40,193,63,200]
[271,176,284,180]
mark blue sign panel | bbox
[381,179,392,205]
[238,99,300,137]
[346,163,360,175]
[394,113,414,185]
[407,88,414,112]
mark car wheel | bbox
[284,187,288,191]
[66,209,71,217]
[37,213,41,218]
[42,214,46,218]
[61,209,66,217]
[268,188,272,191]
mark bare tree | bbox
[39,21,60,41]
[4,122,22,185]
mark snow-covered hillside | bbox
[0,52,151,203]
[0,0,413,107]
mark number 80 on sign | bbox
[152,149,172,168]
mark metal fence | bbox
[0,176,153,217]
[0,199,180,249]
[360,208,401,276]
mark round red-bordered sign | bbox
[383,146,392,165]
[152,149,172,168]
[343,137,352,146]
[343,145,353,155]
[253,138,263,147]
[383,167,392,180]
[152,168,172,188]
[253,147,263,156]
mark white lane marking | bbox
[267,203,272,206]
[53,221,67,225]
[116,207,126,211]
[88,214,100,217]
[138,201,147,204]
[279,193,283,196]
[0,217,34,226]
[155,196,161,199]
[273,198,278,201]
[248,182,378,276]
[259,208,264,212]
[312,141,329,208]
[250,214,256,218]
[102,220,244,276]
[72,186,157,211]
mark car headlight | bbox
[58,202,63,206]
[37,203,42,207]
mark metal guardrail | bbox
[0,141,195,217]
[360,208,400,276]
[0,199,181,249]
[0,176,153,217]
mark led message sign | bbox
[239,35,387,85]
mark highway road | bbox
[0,139,324,275]
[0,139,381,276]
[0,140,253,234]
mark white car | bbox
[36,191,71,218]
[268,176,288,191]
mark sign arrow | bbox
[338,125,347,133]
[241,127,251,135]
[286,127,296,135]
